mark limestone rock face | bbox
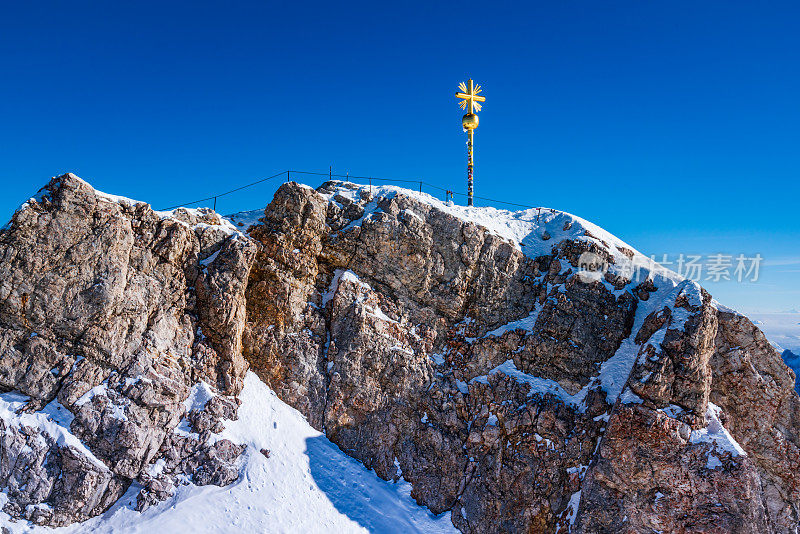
[241,181,800,533]
[577,404,770,533]
[0,174,255,525]
[710,311,800,530]
[577,295,800,533]
[1,175,799,532]
[0,410,128,527]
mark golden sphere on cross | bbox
[462,113,479,130]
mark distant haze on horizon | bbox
[1,1,798,313]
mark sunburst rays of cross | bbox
[455,80,485,113]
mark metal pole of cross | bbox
[455,78,485,207]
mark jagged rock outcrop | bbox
[0,174,254,525]
[239,181,800,533]
[1,175,798,532]
[575,298,800,533]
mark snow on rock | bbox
[5,372,456,534]
[74,383,109,407]
[470,359,588,408]
[156,210,241,236]
[173,382,218,440]
[57,173,144,208]
[557,490,582,533]
[0,173,259,526]
[291,181,699,409]
[0,392,107,471]
[199,248,221,267]
[183,382,217,413]
[690,402,747,457]
[226,208,266,231]
[310,181,684,285]
[9,173,244,240]
[322,269,398,326]
[483,306,542,339]
[2,175,786,532]
[322,269,371,306]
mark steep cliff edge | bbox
[0,174,798,532]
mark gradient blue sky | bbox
[1,1,798,312]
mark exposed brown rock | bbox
[240,181,800,533]
[577,404,769,533]
[1,175,798,532]
[0,174,254,525]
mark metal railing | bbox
[159,169,543,213]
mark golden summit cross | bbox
[455,79,485,206]
[455,79,485,114]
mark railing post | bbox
[287,170,290,183]
[213,196,217,211]
[419,181,422,193]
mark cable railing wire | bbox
[160,169,541,212]
[160,170,288,211]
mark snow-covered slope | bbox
[2,372,456,534]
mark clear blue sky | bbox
[1,1,798,312]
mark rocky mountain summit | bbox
[0,174,253,525]
[0,174,798,533]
